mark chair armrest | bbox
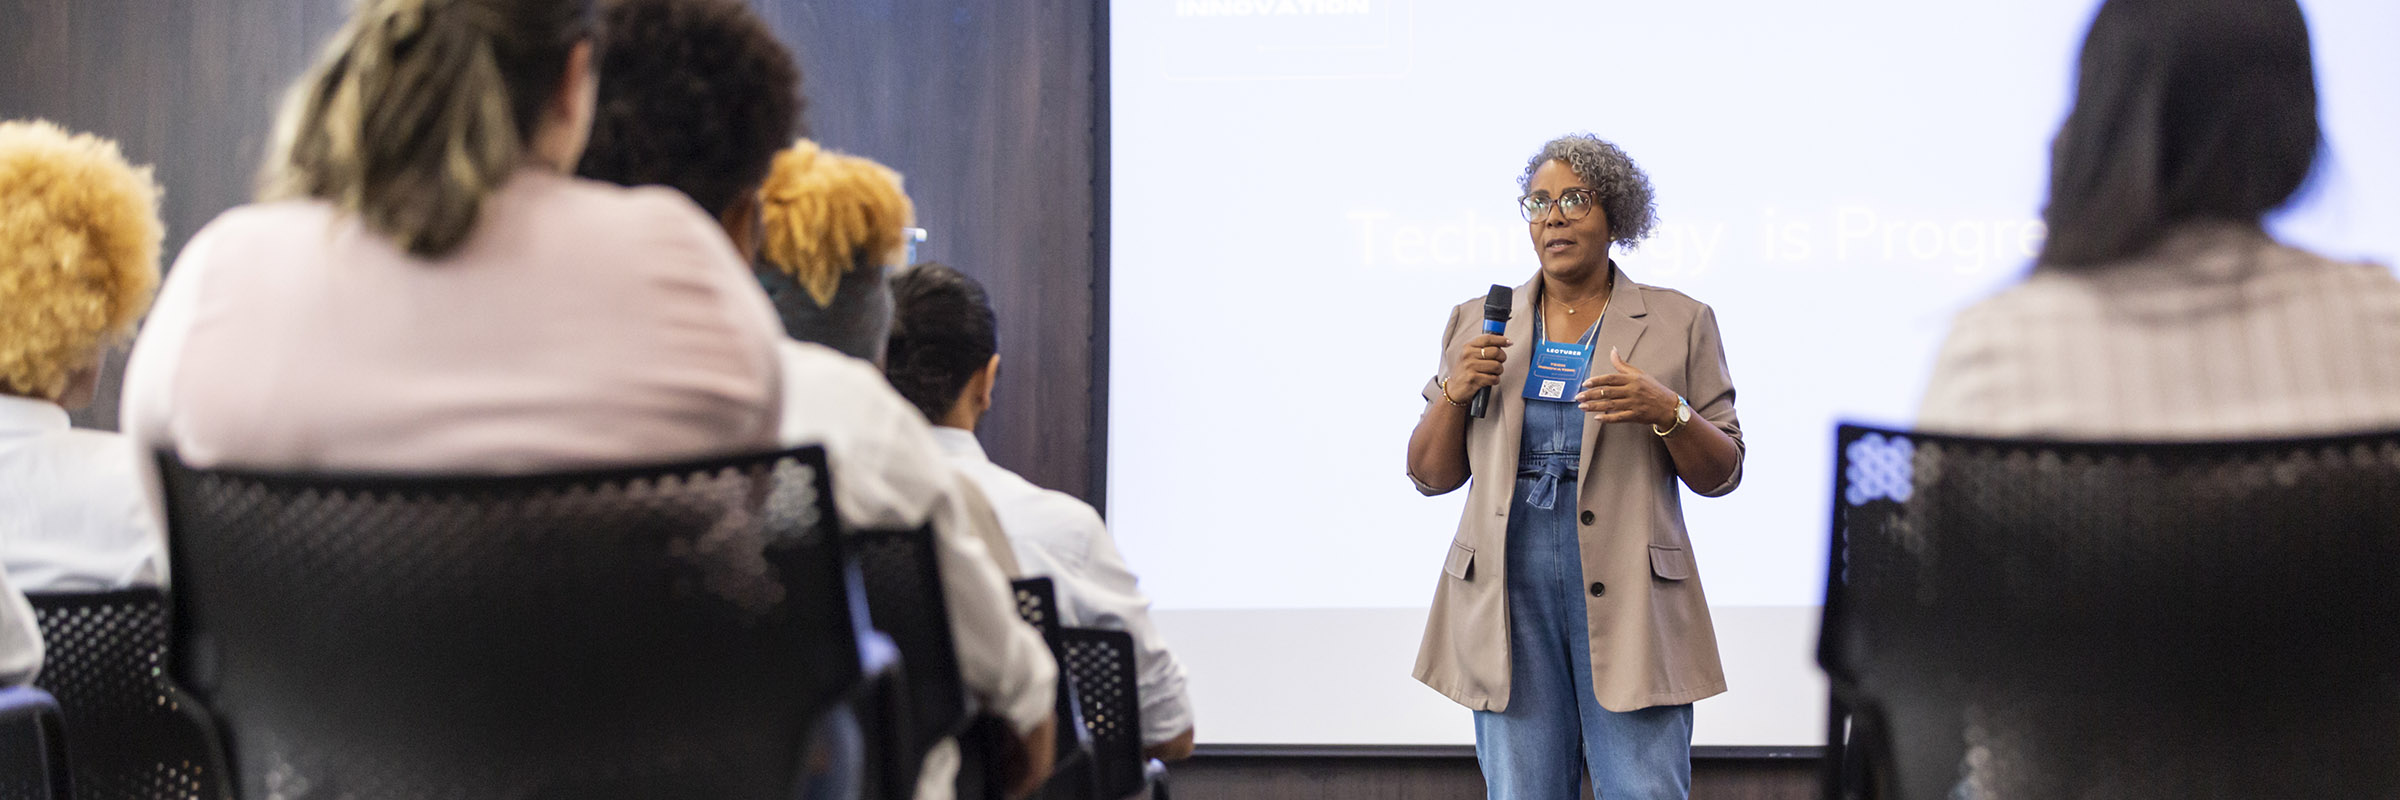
[854,662,919,800]
[0,686,70,799]
[858,629,902,682]
[1144,758,1170,800]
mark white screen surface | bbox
[1108,0,2400,747]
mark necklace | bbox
[1545,274,1614,315]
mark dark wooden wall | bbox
[1,0,1104,502]
[1,0,355,434]
[766,0,1105,502]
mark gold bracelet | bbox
[1439,377,1467,407]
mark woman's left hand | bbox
[1578,347,1677,426]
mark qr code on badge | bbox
[1538,379,1567,399]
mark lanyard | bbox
[1531,303,1605,383]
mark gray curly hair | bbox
[1518,133,1657,249]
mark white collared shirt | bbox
[772,339,1057,800]
[0,394,169,686]
[0,395,166,592]
[932,426,1196,748]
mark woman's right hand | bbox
[1444,333,1512,406]
[1412,332,1509,494]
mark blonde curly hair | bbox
[0,120,163,401]
[758,140,914,308]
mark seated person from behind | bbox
[887,263,1199,761]
[0,120,169,684]
[568,3,1058,796]
[1915,3,2400,795]
[121,0,786,481]
[1917,0,2400,439]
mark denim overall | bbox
[1472,308,1694,799]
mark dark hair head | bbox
[574,0,803,217]
[263,0,600,258]
[2039,0,2320,269]
[760,261,892,364]
[884,262,997,423]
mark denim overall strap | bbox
[1517,307,1603,511]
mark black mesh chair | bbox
[1055,628,1165,800]
[1013,578,1062,636]
[25,589,225,799]
[996,578,1095,800]
[1819,424,2400,800]
[158,446,865,800]
[0,686,69,800]
[852,525,971,798]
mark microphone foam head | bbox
[1482,284,1513,321]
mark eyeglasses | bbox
[1519,188,1598,223]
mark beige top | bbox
[1409,265,1742,713]
[121,170,784,475]
[1919,223,2400,438]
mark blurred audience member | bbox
[888,263,1199,762]
[0,119,168,683]
[122,0,784,486]
[570,2,1056,796]
[1920,0,2400,437]
[575,0,797,264]
[757,141,914,363]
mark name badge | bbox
[1522,340,1592,402]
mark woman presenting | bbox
[1406,134,1745,799]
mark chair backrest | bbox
[1005,577,1096,800]
[0,686,69,800]
[1012,577,1061,636]
[1054,628,1145,800]
[159,446,862,800]
[1820,424,2400,799]
[852,525,970,774]
[26,589,225,800]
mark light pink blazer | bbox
[121,170,784,477]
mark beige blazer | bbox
[1918,223,2400,439]
[1410,265,1742,713]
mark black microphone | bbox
[1468,284,1511,419]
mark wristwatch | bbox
[1654,395,1691,437]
